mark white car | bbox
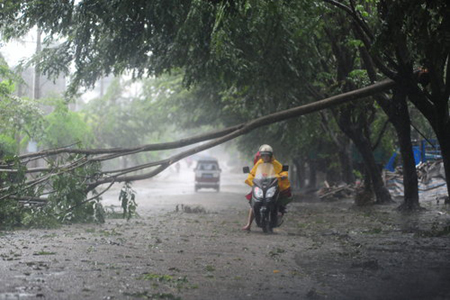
[194,158,221,192]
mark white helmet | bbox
[259,144,273,156]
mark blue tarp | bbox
[385,146,422,172]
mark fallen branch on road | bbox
[2,79,396,203]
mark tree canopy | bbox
[1,0,450,228]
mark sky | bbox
[0,32,37,67]
[1,30,143,103]
[0,30,102,102]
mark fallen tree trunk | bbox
[87,78,396,189]
[2,79,397,199]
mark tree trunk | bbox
[352,135,393,204]
[319,112,354,184]
[308,159,317,190]
[335,104,393,204]
[434,125,450,204]
[338,140,355,184]
[292,157,306,190]
[402,77,450,203]
[354,18,421,210]
[363,165,372,192]
[396,134,421,209]
[382,89,420,210]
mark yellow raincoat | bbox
[245,158,291,192]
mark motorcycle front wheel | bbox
[261,214,273,233]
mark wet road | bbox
[101,164,251,216]
[2,164,450,300]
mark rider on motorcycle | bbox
[242,144,292,231]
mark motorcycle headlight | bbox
[253,187,263,199]
[266,186,277,198]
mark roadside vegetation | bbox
[1,1,449,228]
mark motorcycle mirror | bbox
[243,166,250,174]
[282,165,289,172]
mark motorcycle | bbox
[243,163,289,233]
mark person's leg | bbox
[242,208,254,231]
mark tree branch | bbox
[371,118,390,151]
[3,79,397,199]
[87,78,397,189]
[350,16,397,79]
[323,0,374,40]
[324,0,398,79]
[67,179,116,212]
[17,125,243,160]
[445,53,450,100]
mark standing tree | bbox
[317,9,393,203]
[324,0,450,207]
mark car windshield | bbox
[254,163,276,179]
[198,162,218,170]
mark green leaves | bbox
[0,59,44,144]
[41,100,94,149]
[119,182,137,221]
[45,155,103,223]
[0,151,105,228]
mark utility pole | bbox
[32,27,41,100]
[29,27,41,166]
[100,77,105,97]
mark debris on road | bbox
[385,160,447,202]
[317,181,356,201]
